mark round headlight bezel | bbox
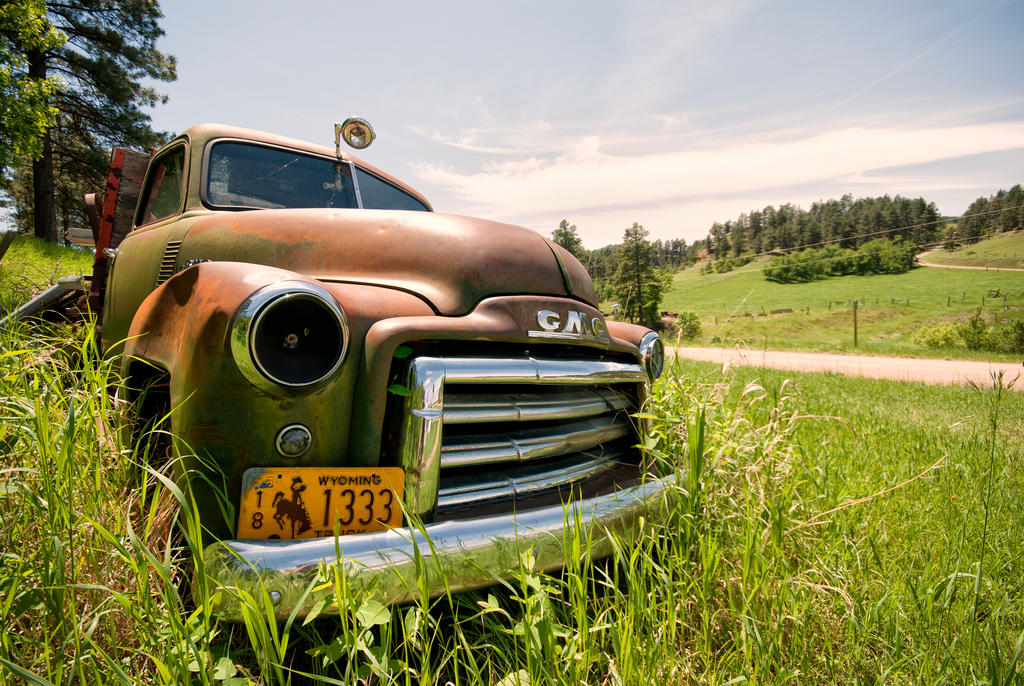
[275,423,313,458]
[639,331,664,381]
[230,281,349,393]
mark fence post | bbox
[853,299,858,347]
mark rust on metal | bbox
[89,148,150,310]
[79,122,662,614]
[181,210,586,316]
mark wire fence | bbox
[688,288,1024,325]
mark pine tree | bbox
[612,222,667,327]
[23,0,176,242]
[551,219,584,259]
[0,0,64,177]
[959,197,990,241]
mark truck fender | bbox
[121,260,314,381]
[606,320,655,351]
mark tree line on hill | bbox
[694,184,1024,269]
[756,186,1024,282]
[550,195,946,321]
[955,184,1024,242]
[0,0,176,243]
[706,194,941,260]
[551,183,1021,324]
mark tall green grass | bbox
[0,321,219,682]
[667,360,1024,683]
[0,235,94,314]
[1,317,1021,682]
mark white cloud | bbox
[655,113,690,129]
[472,95,494,122]
[415,121,1024,246]
[409,126,523,155]
[409,119,564,156]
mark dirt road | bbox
[672,346,1022,390]
[915,247,1024,272]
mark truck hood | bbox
[180,209,596,315]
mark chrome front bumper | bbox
[201,475,678,620]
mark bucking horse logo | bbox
[273,476,313,537]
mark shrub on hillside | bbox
[708,254,755,274]
[764,238,916,283]
[911,322,962,349]
[913,311,1024,354]
[957,311,994,351]
[992,320,1024,354]
[675,311,702,341]
[856,237,916,273]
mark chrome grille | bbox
[442,388,630,425]
[396,355,647,518]
[439,415,632,468]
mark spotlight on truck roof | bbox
[335,117,375,155]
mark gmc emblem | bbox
[529,309,608,342]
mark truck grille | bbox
[395,355,648,519]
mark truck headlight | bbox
[639,331,664,381]
[231,281,348,390]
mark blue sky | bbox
[148,0,1024,247]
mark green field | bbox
[2,240,1023,683]
[661,254,1024,360]
[3,328,1021,683]
[925,233,1024,272]
[658,359,1024,683]
[925,232,1024,269]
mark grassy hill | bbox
[923,231,1024,269]
[0,234,94,313]
[661,250,1024,360]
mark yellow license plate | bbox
[237,467,405,540]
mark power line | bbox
[588,202,1024,288]
[752,239,945,278]
[660,204,1024,287]
[699,202,1024,263]
[676,235,1014,287]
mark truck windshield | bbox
[206,141,358,210]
